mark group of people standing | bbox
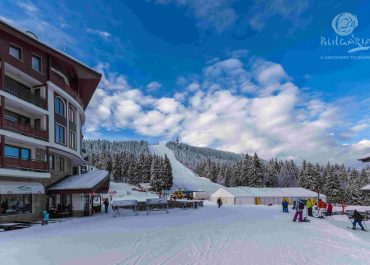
[281,198,333,222]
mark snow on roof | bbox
[361,184,370,191]
[213,187,326,198]
[48,170,109,191]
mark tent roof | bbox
[212,187,326,198]
[48,170,109,193]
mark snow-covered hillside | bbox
[149,144,223,192]
[1,203,370,265]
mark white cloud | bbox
[85,57,369,166]
[86,28,112,40]
[154,0,237,32]
[17,2,39,13]
[147,81,162,92]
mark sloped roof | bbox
[212,187,326,198]
[48,170,109,192]
[359,153,370,162]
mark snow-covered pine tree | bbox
[162,155,173,190]
[264,159,278,187]
[150,156,162,192]
[324,163,342,202]
[346,169,366,205]
[249,153,264,187]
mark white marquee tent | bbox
[211,187,326,205]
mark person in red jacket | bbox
[326,202,333,216]
[317,199,327,218]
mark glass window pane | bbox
[5,145,19,158]
[9,46,21,59]
[21,149,30,160]
[32,56,41,71]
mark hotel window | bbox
[60,157,65,171]
[69,131,76,149]
[55,123,65,144]
[4,145,30,160]
[9,44,22,60]
[49,154,55,170]
[55,96,65,116]
[32,55,42,72]
[69,106,75,123]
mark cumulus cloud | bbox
[85,57,369,166]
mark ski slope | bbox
[1,203,370,265]
[149,144,223,193]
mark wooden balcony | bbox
[0,155,48,172]
[4,76,47,110]
[0,115,48,141]
[50,71,84,108]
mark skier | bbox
[306,199,313,217]
[103,199,109,213]
[326,202,333,216]
[292,200,297,210]
[42,210,49,226]
[293,199,304,222]
[217,198,222,208]
[350,210,366,231]
[317,199,326,218]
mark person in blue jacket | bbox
[42,210,49,226]
[281,200,289,213]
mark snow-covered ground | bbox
[108,182,158,202]
[149,144,223,192]
[1,202,370,265]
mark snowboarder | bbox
[350,210,365,231]
[306,199,313,217]
[217,198,222,208]
[281,200,289,213]
[317,199,326,218]
[292,200,296,210]
[103,199,109,213]
[293,199,304,222]
[42,210,49,226]
[326,202,333,216]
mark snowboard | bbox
[347,227,368,232]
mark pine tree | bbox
[346,169,366,205]
[324,163,342,202]
[249,153,264,187]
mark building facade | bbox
[0,20,101,223]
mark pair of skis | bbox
[346,227,368,232]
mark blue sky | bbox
[1,0,369,166]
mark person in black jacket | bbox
[103,199,109,213]
[217,198,222,208]
[351,210,365,230]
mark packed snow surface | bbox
[149,144,223,192]
[1,203,370,265]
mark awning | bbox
[48,170,109,194]
[0,181,45,194]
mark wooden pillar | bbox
[0,57,4,90]
[46,55,51,81]
[0,135,4,166]
[46,146,50,172]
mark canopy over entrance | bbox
[47,170,109,194]
[0,181,45,194]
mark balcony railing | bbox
[0,156,48,172]
[50,71,84,108]
[4,78,47,110]
[0,116,48,141]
